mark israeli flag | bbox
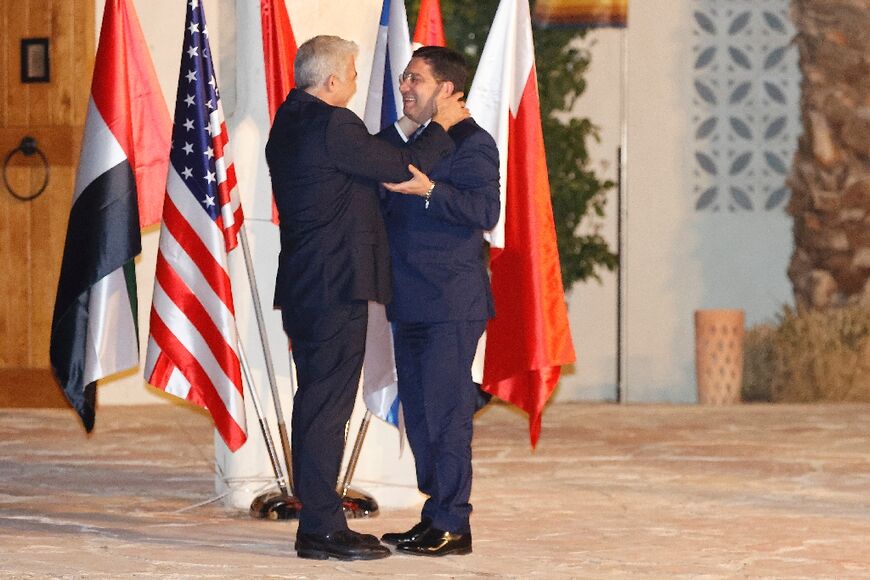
[362,0,412,426]
[363,0,412,133]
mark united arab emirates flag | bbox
[49,0,170,430]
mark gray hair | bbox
[294,35,359,90]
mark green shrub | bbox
[743,304,870,402]
[742,323,776,402]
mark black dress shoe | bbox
[294,529,380,549]
[293,529,381,550]
[381,519,432,545]
[295,529,391,560]
[396,527,472,557]
[347,529,382,546]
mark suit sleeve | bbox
[376,123,406,147]
[427,132,501,230]
[374,125,406,212]
[325,108,454,182]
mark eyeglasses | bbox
[398,72,430,86]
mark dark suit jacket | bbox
[266,89,455,311]
[379,118,500,323]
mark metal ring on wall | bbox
[3,136,50,202]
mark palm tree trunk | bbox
[787,0,870,309]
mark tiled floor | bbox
[2,402,869,578]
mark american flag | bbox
[145,0,247,451]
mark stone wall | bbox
[788,0,870,309]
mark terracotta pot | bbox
[694,309,745,405]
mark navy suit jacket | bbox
[266,89,455,311]
[379,118,500,323]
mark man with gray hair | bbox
[266,35,469,561]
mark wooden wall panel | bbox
[0,0,94,376]
[31,164,78,367]
[4,2,30,126]
[51,0,75,127]
[0,2,7,125]
[75,0,95,127]
[0,165,31,366]
[28,2,52,125]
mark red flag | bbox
[467,0,575,447]
[260,0,297,224]
[50,0,169,430]
[412,0,446,48]
[91,0,171,229]
[145,0,246,451]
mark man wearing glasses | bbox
[377,46,500,557]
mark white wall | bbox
[554,0,797,403]
[551,30,622,403]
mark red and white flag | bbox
[145,0,247,451]
[412,0,446,48]
[260,0,297,225]
[468,0,576,447]
[50,0,170,431]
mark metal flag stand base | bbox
[342,487,379,519]
[248,487,378,520]
[249,489,303,520]
[249,411,380,520]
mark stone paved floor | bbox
[1,402,870,578]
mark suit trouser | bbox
[394,319,486,534]
[281,302,368,535]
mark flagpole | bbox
[237,340,288,496]
[616,25,629,404]
[239,339,303,519]
[340,411,371,496]
[238,224,295,494]
[336,410,378,518]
